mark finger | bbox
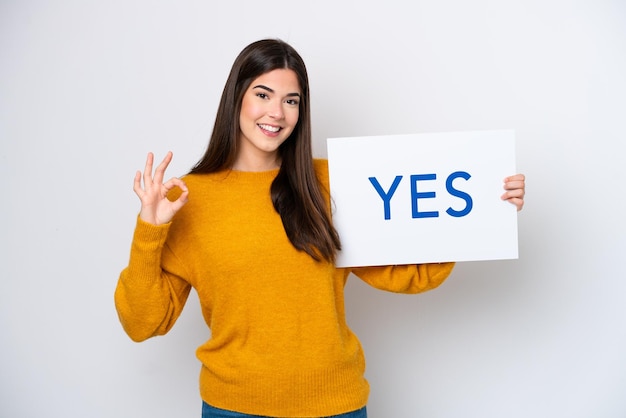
[160,178,189,220]
[153,151,174,185]
[501,188,525,200]
[503,175,525,191]
[170,190,189,212]
[503,180,525,191]
[509,197,524,212]
[143,152,155,187]
[133,170,143,196]
[504,174,525,183]
[162,177,188,195]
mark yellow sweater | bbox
[115,159,454,417]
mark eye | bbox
[256,92,269,100]
[285,98,299,106]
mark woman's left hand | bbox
[502,174,526,211]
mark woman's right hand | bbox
[133,151,189,225]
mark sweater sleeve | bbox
[350,262,455,294]
[114,217,192,342]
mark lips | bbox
[258,123,281,133]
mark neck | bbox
[232,152,281,172]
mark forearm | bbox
[351,262,455,294]
[114,217,190,342]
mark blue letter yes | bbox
[368,176,403,220]
[411,174,439,218]
[445,171,473,217]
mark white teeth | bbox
[259,124,280,133]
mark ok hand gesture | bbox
[133,152,189,225]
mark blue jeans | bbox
[202,401,367,418]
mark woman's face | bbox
[236,68,301,170]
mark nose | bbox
[268,102,284,119]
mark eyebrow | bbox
[252,84,301,97]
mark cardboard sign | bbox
[327,130,518,267]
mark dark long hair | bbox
[189,39,341,262]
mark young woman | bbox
[115,39,526,418]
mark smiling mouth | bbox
[258,123,281,133]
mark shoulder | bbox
[313,158,329,186]
[179,173,209,189]
[180,171,235,190]
[313,158,328,170]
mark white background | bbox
[1,1,625,417]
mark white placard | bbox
[327,130,518,267]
